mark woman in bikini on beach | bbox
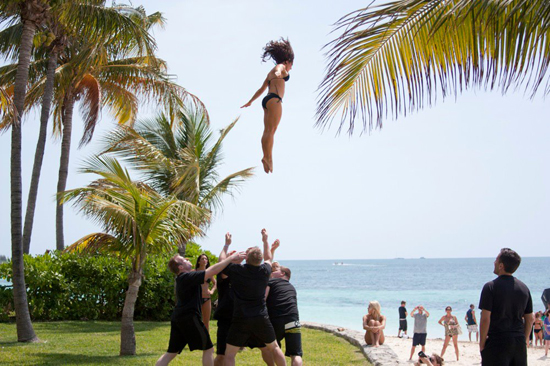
[534,312,544,347]
[195,254,216,331]
[363,300,386,347]
[241,38,294,174]
[438,306,459,361]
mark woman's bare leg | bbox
[452,335,459,360]
[261,100,283,173]
[441,335,450,357]
[201,300,211,331]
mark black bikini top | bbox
[269,74,290,84]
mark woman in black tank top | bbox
[241,38,294,174]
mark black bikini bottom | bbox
[262,93,282,109]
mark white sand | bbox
[384,336,549,365]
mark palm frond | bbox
[317,0,550,133]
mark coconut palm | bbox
[60,155,208,355]
[0,0,158,342]
[1,0,49,344]
[104,107,254,256]
[317,0,550,134]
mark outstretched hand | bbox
[225,232,232,246]
[229,251,246,263]
[271,239,280,252]
[241,102,251,108]
[261,228,268,243]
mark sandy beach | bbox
[384,336,549,365]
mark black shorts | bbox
[399,319,408,331]
[216,318,231,355]
[168,316,213,353]
[272,318,303,357]
[412,333,427,346]
[481,336,527,366]
[226,315,276,347]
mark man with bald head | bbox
[221,229,287,366]
[155,250,246,366]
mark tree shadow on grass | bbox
[33,321,167,334]
[5,352,156,365]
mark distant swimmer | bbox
[241,38,294,174]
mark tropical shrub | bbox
[0,244,217,322]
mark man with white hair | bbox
[155,250,246,366]
[222,228,287,366]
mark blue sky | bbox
[1,0,549,260]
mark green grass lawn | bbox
[0,321,371,365]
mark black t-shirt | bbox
[399,306,407,319]
[213,274,233,320]
[223,262,271,318]
[171,270,206,321]
[479,275,533,339]
[266,278,299,320]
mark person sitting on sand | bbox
[409,305,430,361]
[241,38,294,174]
[414,352,444,366]
[363,300,386,347]
[438,306,460,361]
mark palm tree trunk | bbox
[56,96,75,251]
[23,50,58,254]
[11,17,39,343]
[120,262,144,356]
[178,239,188,257]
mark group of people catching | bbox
[155,229,302,366]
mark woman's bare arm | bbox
[241,78,269,108]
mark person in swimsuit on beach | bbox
[534,312,544,348]
[241,38,294,174]
[363,300,386,347]
[438,306,459,361]
[196,254,217,331]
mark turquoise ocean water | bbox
[1,257,548,340]
[280,257,550,340]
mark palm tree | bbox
[0,2,166,253]
[104,107,254,256]
[0,0,158,342]
[1,0,49,344]
[317,0,550,133]
[60,156,208,355]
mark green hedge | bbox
[0,243,217,322]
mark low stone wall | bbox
[302,321,403,366]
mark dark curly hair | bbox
[261,38,294,64]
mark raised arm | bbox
[270,239,280,261]
[241,78,268,108]
[205,251,246,280]
[424,309,430,318]
[410,307,417,317]
[218,232,232,261]
[273,64,288,79]
[261,228,273,264]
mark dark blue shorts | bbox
[412,333,427,346]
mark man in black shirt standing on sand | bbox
[155,250,246,366]
[221,228,287,366]
[262,264,303,366]
[479,248,534,366]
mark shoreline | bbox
[384,335,549,365]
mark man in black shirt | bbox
[263,265,302,366]
[221,228,287,366]
[398,301,408,338]
[479,248,534,366]
[155,250,245,366]
[214,233,235,366]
